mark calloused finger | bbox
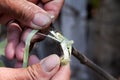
[0,0,52,29]
[5,22,21,60]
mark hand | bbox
[0,0,64,26]
[0,54,70,80]
[0,0,64,66]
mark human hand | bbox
[0,54,70,80]
[0,0,64,66]
[0,0,63,26]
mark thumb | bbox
[27,54,60,80]
[0,54,60,80]
[0,0,52,29]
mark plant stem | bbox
[22,30,38,68]
[72,47,118,80]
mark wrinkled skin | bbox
[0,0,70,80]
[0,54,71,80]
[0,0,63,63]
[0,0,64,66]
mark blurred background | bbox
[0,0,120,80]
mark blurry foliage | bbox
[0,24,6,67]
[0,24,7,55]
[87,0,100,19]
[0,39,6,55]
[0,60,5,67]
[90,0,100,8]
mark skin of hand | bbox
[0,54,71,80]
[0,1,70,80]
[0,0,64,66]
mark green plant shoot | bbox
[23,30,38,68]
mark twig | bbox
[72,47,118,80]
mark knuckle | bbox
[16,1,34,22]
[27,64,48,80]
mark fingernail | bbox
[40,54,60,72]
[31,13,51,29]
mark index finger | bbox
[27,0,39,4]
[41,0,64,20]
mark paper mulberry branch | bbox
[72,47,118,80]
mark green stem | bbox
[22,30,39,68]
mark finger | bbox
[15,28,44,61]
[0,0,39,25]
[28,55,39,65]
[39,54,60,72]
[0,0,39,24]
[0,14,13,25]
[42,0,64,21]
[41,0,51,3]
[0,67,28,80]
[51,64,71,80]
[14,61,23,68]
[15,55,40,68]
[27,54,60,80]
[15,28,33,61]
[0,55,60,80]
[27,0,39,4]
[0,0,52,29]
[15,40,25,61]
[5,22,21,60]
